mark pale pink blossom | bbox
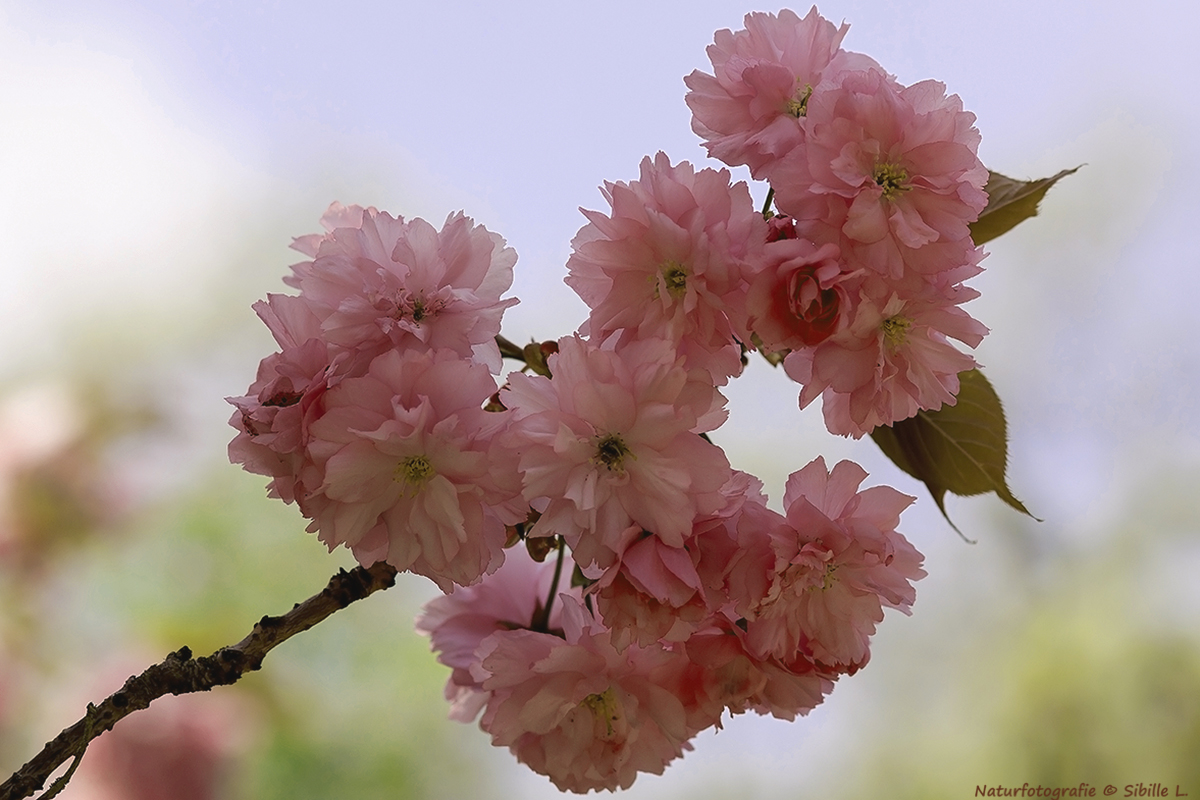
[674,629,767,727]
[565,153,767,383]
[744,236,849,353]
[664,479,840,726]
[675,625,835,726]
[416,548,582,722]
[765,213,802,242]
[751,652,841,718]
[590,468,795,652]
[720,487,788,616]
[684,7,879,177]
[591,525,710,650]
[747,457,924,671]
[773,68,988,283]
[287,201,371,258]
[303,348,522,590]
[287,204,518,371]
[502,335,732,570]
[226,293,337,508]
[783,285,986,437]
[685,471,780,621]
[787,199,988,300]
[473,597,694,792]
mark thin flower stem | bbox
[0,561,399,800]
[761,187,776,218]
[495,334,527,362]
[532,538,566,632]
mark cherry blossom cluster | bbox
[227,204,526,591]
[684,6,989,435]
[415,459,922,792]
[227,5,989,792]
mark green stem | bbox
[495,334,526,362]
[761,187,776,219]
[532,538,566,632]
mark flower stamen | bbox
[814,562,838,591]
[880,315,913,348]
[263,389,302,407]
[593,434,633,474]
[786,83,814,118]
[872,162,909,200]
[390,290,446,325]
[395,454,435,487]
[581,689,621,739]
[651,261,689,300]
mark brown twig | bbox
[0,560,399,800]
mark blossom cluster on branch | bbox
[227,6,1006,793]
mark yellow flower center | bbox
[814,562,838,591]
[391,291,445,325]
[786,83,814,118]
[881,315,913,348]
[651,260,689,300]
[395,454,435,486]
[581,689,622,740]
[872,162,909,200]
[593,434,632,474]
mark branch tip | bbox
[0,560,401,800]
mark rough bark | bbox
[0,561,399,800]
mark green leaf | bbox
[870,369,1036,536]
[970,167,1079,245]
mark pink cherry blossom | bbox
[684,7,880,178]
[684,471,780,622]
[673,629,767,727]
[226,293,337,508]
[587,467,788,652]
[502,335,732,570]
[472,597,694,792]
[416,548,582,722]
[565,153,767,383]
[591,525,710,650]
[675,625,835,726]
[773,68,988,283]
[303,348,522,590]
[220,9,1003,784]
[744,236,849,353]
[783,283,987,437]
[287,204,518,372]
[746,457,924,671]
[750,651,841,719]
[720,487,788,616]
[287,200,371,259]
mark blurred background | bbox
[1,0,1197,797]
